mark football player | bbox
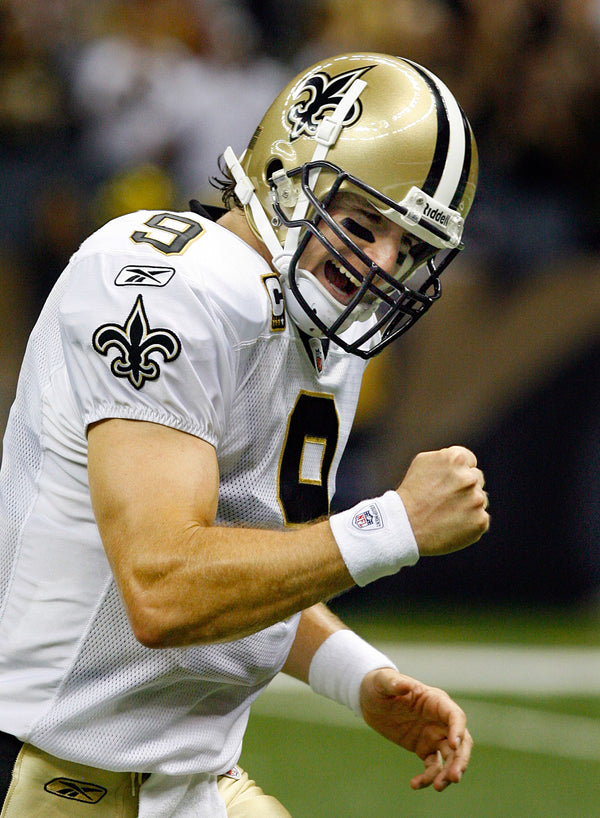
[0,53,488,816]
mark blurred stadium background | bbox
[1,0,600,815]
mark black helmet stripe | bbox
[449,110,473,209]
[404,59,471,208]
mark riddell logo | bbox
[423,202,450,227]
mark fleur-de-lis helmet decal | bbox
[93,295,181,390]
[287,67,372,142]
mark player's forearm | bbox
[282,603,348,683]
[124,520,355,648]
[125,487,423,648]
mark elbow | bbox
[129,611,173,650]
[131,613,232,649]
[124,584,232,649]
[125,594,177,649]
[119,573,186,648]
[116,544,247,647]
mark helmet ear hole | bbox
[265,158,284,185]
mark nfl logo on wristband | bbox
[352,503,383,531]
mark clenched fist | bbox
[397,446,489,556]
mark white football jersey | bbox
[0,209,369,775]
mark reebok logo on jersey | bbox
[115,265,176,287]
[44,777,107,803]
[93,295,181,390]
[351,502,383,532]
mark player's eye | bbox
[396,236,417,265]
[396,239,436,269]
[341,217,374,243]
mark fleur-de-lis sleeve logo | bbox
[93,295,181,389]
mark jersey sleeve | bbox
[58,216,239,448]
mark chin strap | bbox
[281,78,367,263]
[223,77,368,276]
[223,146,283,263]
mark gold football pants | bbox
[0,740,291,817]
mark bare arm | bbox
[281,603,346,683]
[88,418,354,648]
[88,419,488,649]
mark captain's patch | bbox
[262,274,286,331]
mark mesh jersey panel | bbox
[30,583,294,774]
[0,276,68,607]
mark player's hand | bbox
[397,446,489,556]
[359,668,473,792]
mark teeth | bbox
[345,269,362,288]
[331,260,361,289]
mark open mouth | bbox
[323,259,360,303]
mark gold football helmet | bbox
[224,52,478,358]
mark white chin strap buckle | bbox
[271,254,293,277]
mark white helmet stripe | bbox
[404,60,469,208]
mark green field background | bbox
[239,605,600,818]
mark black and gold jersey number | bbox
[130,213,204,255]
[278,391,339,525]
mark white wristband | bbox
[329,490,419,586]
[308,630,398,717]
